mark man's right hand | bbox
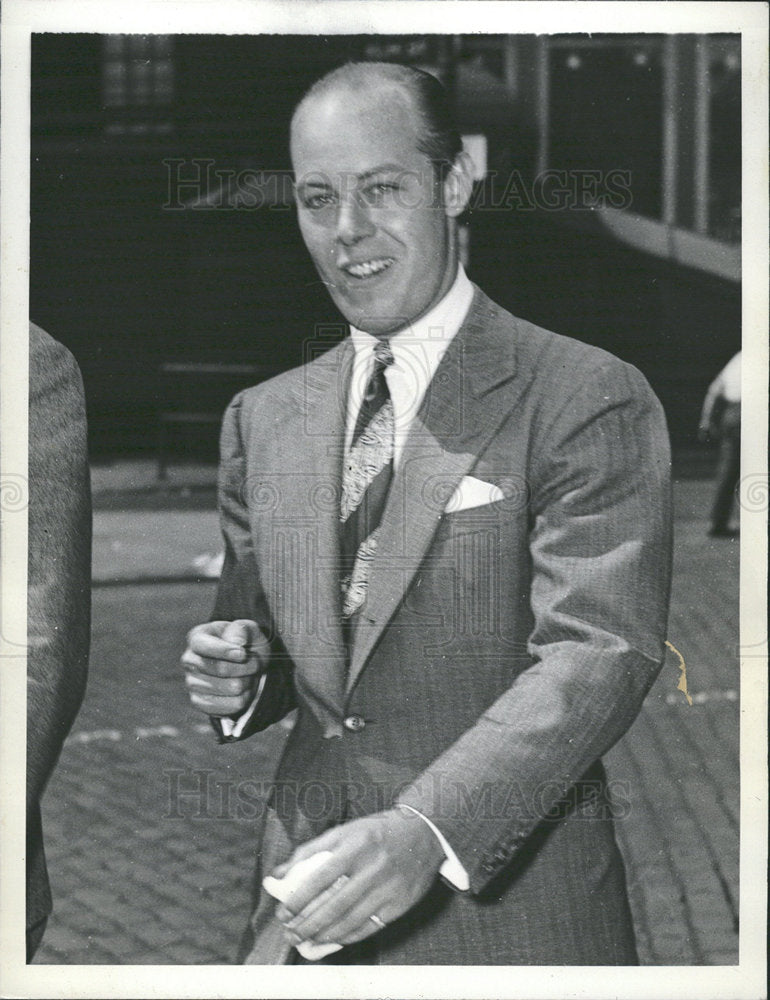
[182,619,270,718]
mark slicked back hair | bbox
[294,61,464,181]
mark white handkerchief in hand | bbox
[262,851,343,961]
[444,475,504,513]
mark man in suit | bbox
[182,62,672,965]
[27,322,91,960]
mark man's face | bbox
[291,84,457,336]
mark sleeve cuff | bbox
[397,804,470,891]
[218,672,267,739]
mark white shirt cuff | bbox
[218,672,267,739]
[397,804,470,891]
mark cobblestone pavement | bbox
[33,477,741,965]
[605,508,740,965]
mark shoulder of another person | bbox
[29,322,84,408]
[29,321,78,374]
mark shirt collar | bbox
[349,265,474,364]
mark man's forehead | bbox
[290,80,421,166]
[295,73,414,123]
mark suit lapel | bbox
[347,288,529,693]
[254,339,352,733]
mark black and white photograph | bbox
[1,2,767,998]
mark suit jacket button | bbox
[343,714,366,732]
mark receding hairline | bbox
[291,62,429,131]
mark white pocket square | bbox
[444,476,504,513]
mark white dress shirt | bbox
[223,266,475,890]
[346,265,474,465]
[700,350,742,428]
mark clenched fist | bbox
[181,619,270,717]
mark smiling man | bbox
[290,68,466,337]
[182,62,673,965]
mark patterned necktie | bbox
[340,340,395,620]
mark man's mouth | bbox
[341,258,395,280]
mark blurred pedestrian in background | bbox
[26,323,92,961]
[699,351,741,538]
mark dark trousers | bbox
[711,405,741,532]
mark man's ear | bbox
[442,150,474,219]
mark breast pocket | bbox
[432,494,520,544]
[411,492,532,660]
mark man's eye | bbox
[364,182,398,201]
[303,193,335,210]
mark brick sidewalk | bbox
[605,516,739,964]
[34,478,740,965]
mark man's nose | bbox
[336,194,375,246]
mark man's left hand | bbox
[271,808,445,947]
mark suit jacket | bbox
[27,323,91,937]
[213,287,673,964]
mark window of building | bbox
[102,34,174,135]
[547,35,665,220]
[704,35,741,243]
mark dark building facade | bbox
[30,34,740,458]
